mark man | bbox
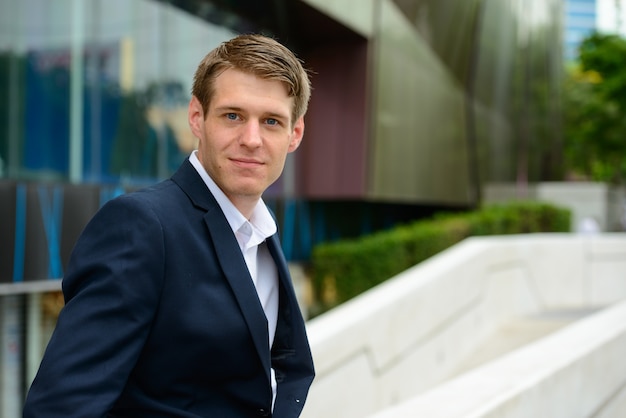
[23,34,315,417]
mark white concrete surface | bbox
[301,234,626,418]
[370,299,626,418]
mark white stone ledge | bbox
[301,234,626,418]
[370,298,626,418]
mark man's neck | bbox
[228,194,261,220]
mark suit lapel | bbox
[171,160,272,378]
[203,211,272,376]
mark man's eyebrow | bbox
[214,105,243,113]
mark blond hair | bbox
[192,34,311,124]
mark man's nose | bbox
[240,120,262,147]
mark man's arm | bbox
[23,195,165,418]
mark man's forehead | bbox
[211,69,295,114]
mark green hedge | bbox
[309,202,571,316]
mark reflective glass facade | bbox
[0,0,246,183]
[0,0,566,281]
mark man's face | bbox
[189,68,304,214]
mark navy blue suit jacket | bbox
[23,160,315,417]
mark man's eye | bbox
[226,113,238,120]
[266,118,278,126]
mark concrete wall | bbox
[301,234,626,418]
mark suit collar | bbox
[171,158,216,211]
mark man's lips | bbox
[230,157,264,167]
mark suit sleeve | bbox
[23,195,165,418]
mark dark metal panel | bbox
[0,182,17,282]
[298,41,369,198]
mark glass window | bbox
[0,0,244,184]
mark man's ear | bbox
[188,96,205,139]
[288,117,305,153]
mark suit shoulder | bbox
[104,179,186,213]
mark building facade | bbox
[0,0,564,414]
[597,0,626,34]
[564,0,598,60]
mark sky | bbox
[597,0,626,35]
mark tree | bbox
[563,32,626,184]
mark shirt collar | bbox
[188,151,277,244]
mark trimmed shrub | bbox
[309,202,571,316]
